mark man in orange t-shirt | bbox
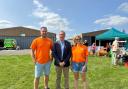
[71,35,88,89]
[30,27,53,89]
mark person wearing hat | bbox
[112,37,120,65]
[112,37,127,65]
[30,27,53,89]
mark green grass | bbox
[0,55,128,89]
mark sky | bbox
[0,0,128,39]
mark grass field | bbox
[0,55,128,89]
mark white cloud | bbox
[118,2,128,13]
[94,15,128,26]
[0,20,14,28]
[32,0,73,33]
[0,20,12,24]
[33,0,43,8]
[0,20,39,30]
[24,25,38,30]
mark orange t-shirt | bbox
[72,44,88,63]
[30,37,53,64]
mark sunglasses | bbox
[75,39,81,40]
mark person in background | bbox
[91,43,96,55]
[52,31,72,89]
[71,35,88,89]
[30,27,53,89]
[106,43,111,53]
[112,37,126,65]
[83,40,88,47]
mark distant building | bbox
[81,29,109,46]
[0,26,56,49]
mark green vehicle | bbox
[4,39,17,49]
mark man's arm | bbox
[50,40,54,60]
[64,42,72,64]
[52,43,60,64]
[31,49,36,64]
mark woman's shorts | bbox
[72,62,87,73]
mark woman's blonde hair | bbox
[73,35,82,46]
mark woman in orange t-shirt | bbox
[71,35,88,89]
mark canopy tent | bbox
[96,28,128,40]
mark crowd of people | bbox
[30,26,127,89]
